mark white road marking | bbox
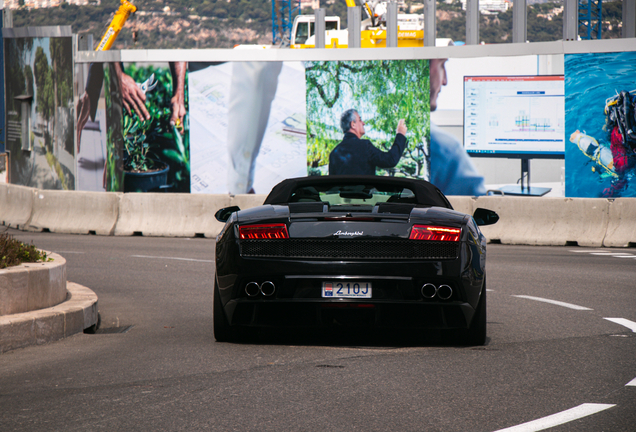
[569,250,635,259]
[590,252,633,256]
[492,403,616,432]
[603,318,636,333]
[626,377,636,387]
[512,295,593,311]
[54,251,85,254]
[131,255,214,263]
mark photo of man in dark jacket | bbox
[329,109,408,176]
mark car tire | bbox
[462,281,487,346]
[214,279,234,342]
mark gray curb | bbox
[0,282,99,354]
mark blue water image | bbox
[565,51,636,198]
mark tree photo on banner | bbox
[0,20,4,155]
[3,36,75,190]
[305,59,430,179]
[565,51,636,198]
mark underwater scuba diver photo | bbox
[565,51,636,198]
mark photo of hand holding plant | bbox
[105,62,190,193]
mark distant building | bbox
[300,0,320,10]
[460,0,511,14]
[3,0,100,9]
[300,0,407,11]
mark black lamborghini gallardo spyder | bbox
[213,176,498,345]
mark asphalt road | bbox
[1,229,635,432]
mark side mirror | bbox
[215,206,241,223]
[473,208,499,226]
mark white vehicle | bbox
[291,15,342,46]
[290,1,425,49]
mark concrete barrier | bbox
[114,193,232,237]
[28,190,121,235]
[3,184,636,247]
[603,199,636,247]
[230,194,267,211]
[447,196,475,216]
[0,252,67,316]
[0,184,35,229]
[475,196,610,247]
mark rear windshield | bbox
[290,183,417,207]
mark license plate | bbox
[322,281,372,298]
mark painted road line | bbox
[54,251,86,254]
[492,403,616,432]
[131,255,214,263]
[512,295,593,311]
[603,318,636,333]
[568,250,634,257]
[627,378,636,387]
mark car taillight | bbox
[409,225,461,242]
[239,224,289,240]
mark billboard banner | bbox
[63,49,634,200]
[3,30,75,190]
[0,12,4,154]
[306,60,430,180]
[75,62,108,191]
[77,61,190,192]
[565,51,636,198]
[189,61,307,194]
[188,59,430,195]
[432,55,543,196]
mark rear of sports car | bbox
[214,190,489,345]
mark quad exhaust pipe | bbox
[420,283,453,300]
[245,282,260,297]
[260,281,276,296]
[245,281,276,297]
[437,284,453,300]
[421,283,437,299]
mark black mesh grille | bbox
[240,239,459,260]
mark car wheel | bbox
[213,279,234,342]
[462,281,487,346]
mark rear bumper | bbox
[215,243,485,331]
[217,256,483,306]
[225,298,476,330]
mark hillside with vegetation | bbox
[435,0,624,43]
[12,0,626,49]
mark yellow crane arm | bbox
[363,2,374,20]
[96,0,137,51]
[346,0,374,22]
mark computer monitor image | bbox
[463,75,565,195]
